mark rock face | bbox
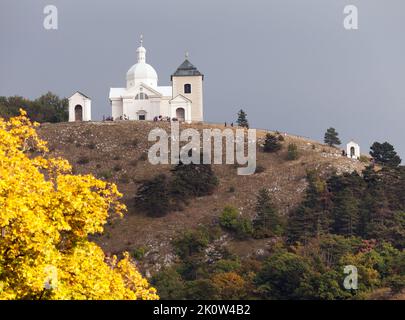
[38,121,367,273]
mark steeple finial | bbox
[185,51,189,59]
[140,34,143,47]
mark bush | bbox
[99,170,112,179]
[113,155,121,161]
[151,268,186,300]
[286,143,299,161]
[135,174,171,217]
[228,186,236,193]
[173,229,210,260]
[263,133,282,153]
[77,156,90,165]
[278,135,285,142]
[219,206,253,239]
[170,162,218,201]
[214,259,242,273]
[132,247,146,260]
[88,142,97,150]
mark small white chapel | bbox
[109,36,204,123]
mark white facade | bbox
[68,92,92,122]
[109,37,203,123]
[346,141,360,159]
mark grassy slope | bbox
[38,121,366,275]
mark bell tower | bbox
[171,52,204,122]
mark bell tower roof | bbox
[171,52,204,80]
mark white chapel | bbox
[109,36,204,123]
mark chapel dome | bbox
[126,36,158,88]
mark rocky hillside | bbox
[37,121,366,276]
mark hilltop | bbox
[37,120,366,275]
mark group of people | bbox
[153,115,179,122]
[224,122,234,127]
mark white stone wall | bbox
[68,93,91,122]
[346,141,361,159]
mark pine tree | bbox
[135,174,171,217]
[370,141,402,167]
[263,133,282,153]
[332,189,360,236]
[324,128,341,147]
[236,109,249,128]
[253,188,283,238]
[287,171,332,243]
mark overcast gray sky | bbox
[1,0,404,160]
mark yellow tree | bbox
[0,110,158,300]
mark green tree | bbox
[263,133,282,153]
[255,251,312,299]
[324,127,341,147]
[135,174,171,217]
[286,143,299,160]
[287,171,332,243]
[253,188,283,238]
[236,109,249,128]
[370,142,402,167]
[170,161,218,202]
[219,206,253,239]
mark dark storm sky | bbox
[1,0,404,160]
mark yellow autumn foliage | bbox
[0,110,159,300]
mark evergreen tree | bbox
[135,174,171,217]
[324,128,341,147]
[370,142,402,167]
[286,143,299,160]
[236,109,249,128]
[253,188,283,238]
[287,171,332,243]
[263,133,282,153]
[332,189,360,236]
[170,161,218,201]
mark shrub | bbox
[263,133,282,153]
[132,247,146,260]
[113,155,121,161]
[286,143,299,160]
[77,156,90,165]
[135,174,171,217]
[170,161,218,201]
[228,186,236,193]
[214,259,242,273]
[219,206,253,239]
[131,139,139,147]
[99,170,112,179]
[88,142,96,150]
[151,268,186,300]
[278,135,285,142]
[173,229,210,260]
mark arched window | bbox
[135,93,149,100]
[184,84,191,94]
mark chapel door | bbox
[75,105,83,121]
[176,108,185,121]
